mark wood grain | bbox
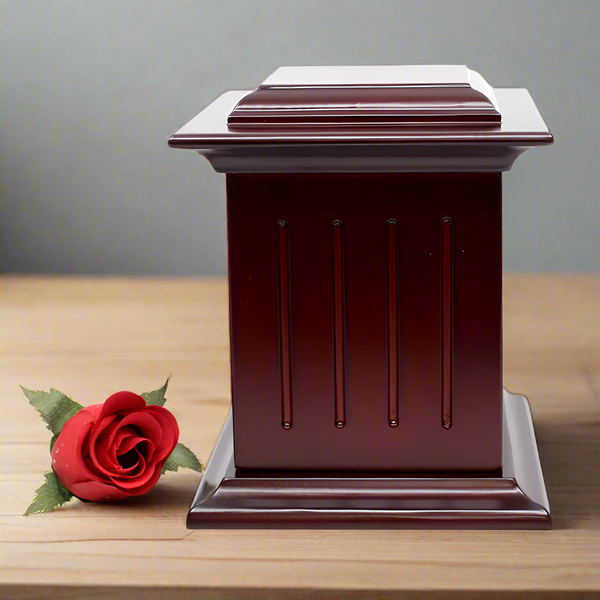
[0,275,598,599]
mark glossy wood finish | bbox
[226,173,503,472]
[169,88,553,173]
[228,66,501,127]
[2,276,598,598]
[187,391,550,529]
[170,67,553,531]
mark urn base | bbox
[187,390,550,530]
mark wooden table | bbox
[1,275,598,599]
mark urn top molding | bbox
[168,65,553,173]
[228,65,501,128]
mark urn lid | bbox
[228,65,501,128]
[169,65,552,173]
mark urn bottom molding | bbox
[187,390,551,530]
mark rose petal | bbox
[69,480,130,502]
[113,426,136,450]
[90,405,161,478]
[88,448,124,478]
[117,434,147,456]
[117,411,163,461]
[52,408,111,491]
[87,391,146,443]
[97,417,125,451]
[107,426,136,466]
[88,414,118,475]
[132,446,146,473]
[96,422,152,476]
[119,437,154,469]
[144,405,179,463]
[111,464,163,496]
[95,417,126,471]
[109,447,155,486]
[114,448,142,474]
[84,404,104,419]
[80,404,104,457]
[108,443,118,467]
[99,391,147,419]
[83,457,102,479]
[114,438,154,477]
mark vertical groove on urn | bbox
[332,220,346,429]
[277,220,293,430]
[441,217,454,430]
[387,219,399,427]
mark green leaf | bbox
[21,387,83,449]
[24,471,74,516]
[141,378,169,407]
[161,443,203,475]
[161,455,179,475]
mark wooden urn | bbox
[169,65,553,529]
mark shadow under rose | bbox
[61,471,202,518]
[113,472,201,510]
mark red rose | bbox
[51,391,179,502]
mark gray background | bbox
[1,0,598,275]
